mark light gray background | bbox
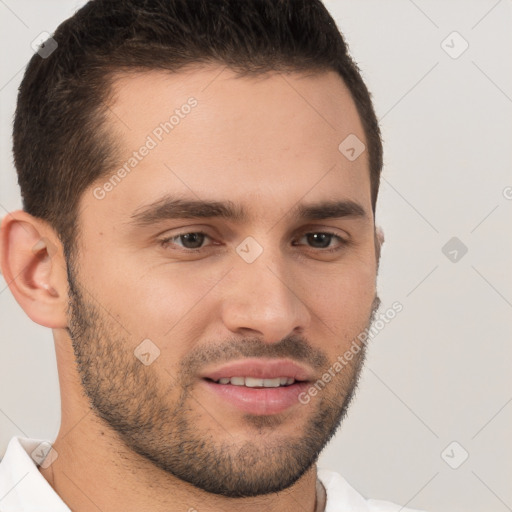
[1,1,511,511]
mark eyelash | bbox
[159,230,349,254]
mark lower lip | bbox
[201,379,310,415]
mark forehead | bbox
[85,65,371,227]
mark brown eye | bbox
[293,232,348,252]
[160,232,212,250]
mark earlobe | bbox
[376,225,385,246]
[374,225,385,269]
[0,210,69,329]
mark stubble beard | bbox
[66,261,380,497]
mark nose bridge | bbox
[221,237,310,343]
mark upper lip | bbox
[200,358,314,382]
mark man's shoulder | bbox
[318,468,427,512]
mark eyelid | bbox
[295,224,350,240]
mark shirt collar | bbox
[0,436,70,511]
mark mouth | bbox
[205,376,299,387]
[201,378,311,415]
[199,359,314,415]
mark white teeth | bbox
[262,378,281,388]
[245,377,264,387]
[215,376,296,387]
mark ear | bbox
[374,225,385,270]
[0,210,69,328]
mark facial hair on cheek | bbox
[66,263,380,498]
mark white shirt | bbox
[0,437,425,511]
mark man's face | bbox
[67,66,380,497]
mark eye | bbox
[158,230,349,253]
[159,231,213,251]
[292,231,348,253]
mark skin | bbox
[0,65,384,512]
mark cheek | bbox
[298,260,376,347]
[93,257,223,340]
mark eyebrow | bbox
[129,195,369,227]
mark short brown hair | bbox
[13,0,383,261]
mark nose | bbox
[220,248,311,344]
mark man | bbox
[0,1,424,511]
